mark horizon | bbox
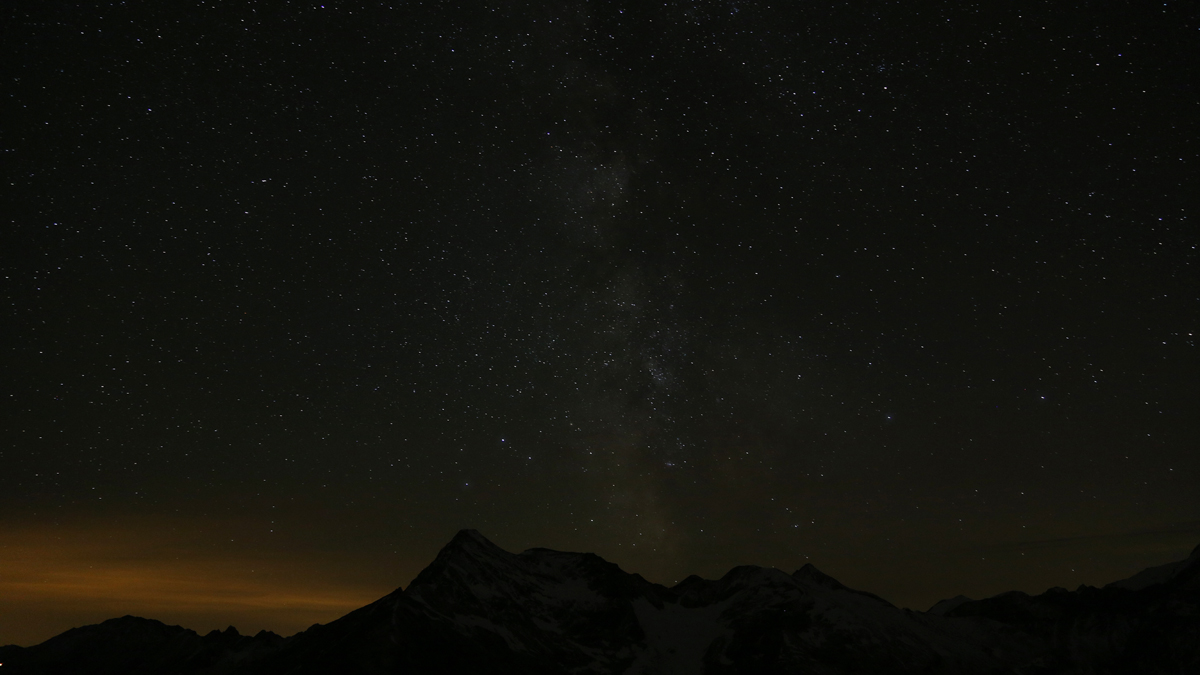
[5,525,1199,647]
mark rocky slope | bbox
[2,532,1197,674]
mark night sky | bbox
[3,0,1197,647]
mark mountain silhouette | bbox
[3,530,1198,674]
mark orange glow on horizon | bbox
[0,515,416,647]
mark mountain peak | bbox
[438,529,510,561]
[793,562,847,590]
[448,528,496,548]
[405,529,514,592]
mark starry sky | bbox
[2,0,1197,647]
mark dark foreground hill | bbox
[3,531,1198,674]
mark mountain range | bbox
[2,530,1198,674]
